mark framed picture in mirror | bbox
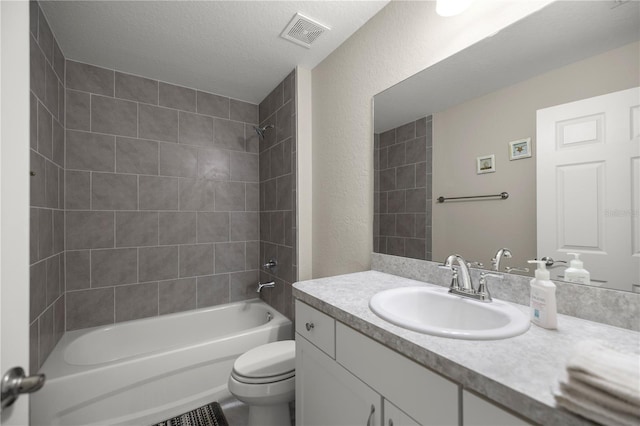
[509,138,532,160]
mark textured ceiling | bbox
[40,0,389,104]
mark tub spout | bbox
[256,281,275,293]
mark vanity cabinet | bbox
[295,301,458,426]
[462,390,533,426]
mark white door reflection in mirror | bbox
[537,87,640,291]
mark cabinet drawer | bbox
[295,301,336,358]
[336,322,459,426]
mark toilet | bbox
[228,340,295,426]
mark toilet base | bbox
[247,402,291,426]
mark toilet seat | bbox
[231,340,295,384]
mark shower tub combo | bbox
[31,299,292,425]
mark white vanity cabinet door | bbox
[463,390,533,426]
[296,333,382,426]
[336,323,459,426]
[384,400,420,426]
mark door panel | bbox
[537,87,640,290]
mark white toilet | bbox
[228,340,295,426]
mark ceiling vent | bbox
[280,13,330,49]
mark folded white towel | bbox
[566,340,640,405]
[554,340,640,426]
[555,387,639,426]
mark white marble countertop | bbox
[292,270,640,426]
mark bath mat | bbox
[153,402,229,426]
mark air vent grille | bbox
[280,13,330,49]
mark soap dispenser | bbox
[564,253,591,285]
[527,260,557,330]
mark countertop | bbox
[292,270,640,426]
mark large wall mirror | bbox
[373,1,639,292]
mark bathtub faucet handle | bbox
[263,259,277,270]
[256,281,275,293]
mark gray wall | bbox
[63,59,262,331]
[258,71,297,319]
[374,117,432,260]
[29,1,65,373]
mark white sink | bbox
[369,286,530,340]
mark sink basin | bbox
[369,286,530,340]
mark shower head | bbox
[254,124,274,139]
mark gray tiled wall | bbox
[64,60,261,331]
[29,1,65,373]
[374,117,432,260]
[258,71,297,319]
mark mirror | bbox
[373,1,640,292]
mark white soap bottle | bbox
[527,260,557,329]
[564,253,591,285]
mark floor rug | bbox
[152,402,229,426]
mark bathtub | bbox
[30,299,292,425]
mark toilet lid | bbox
[232,340,295,380]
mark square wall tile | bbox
[179,112,213,147]
[115,282,159,322]
[179,178,215,211]
[37,101,52,160]
[66,60,114,96]
[139,176,179,210]
[230,212,258,241]
[213,118,245,152]
[45,255,61,305]
[115,72,158,104]
[91,173,138,210]
[197,91,229,118]
[116,212,159,247]
[230,152,259,182]
[215,181,245,211]
[30,261,46,322]
[197,212,229,243]
[179,244,214,277]
[159,278,196,314]
[230,270,259,302]
[91,248,137,287]
[196,275,229,308]
[159,212,196,245]
[116,137,159,175]
[139,104,178,142]
[30,151,46,207]
[159,82,196,112]
[66,130,115,172]
[38,208,53,259]
[230,99,258,124]
[159,143,198,177]
[66,89,90,131]
[215,242,245,273]
[66,288,114,330]
[66,211,114,250]
[198,148,229,181]
[30,35,46,100]
[91,95,138,137]
[138,246,179,282]
[65,250,90,291]
[65,170,90,210]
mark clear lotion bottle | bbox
[528,260,557,329]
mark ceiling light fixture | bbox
[436,0,473,17]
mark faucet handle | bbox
[449,270,460,291]
[467,261,484,268]
[477,273,503,302]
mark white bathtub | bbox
[31,299,292,425]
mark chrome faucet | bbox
[491,248,512,272]
[441,254,501,302]
[441,254,473,292]
[256,281,275,293]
